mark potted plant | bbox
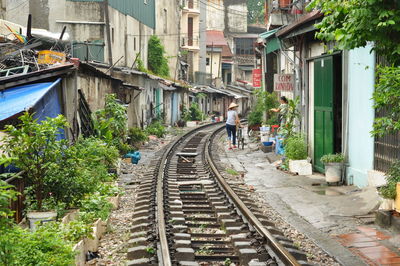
[1,113,68,229]
[320,153,345,183]
[378,161,400,210]
[285,134,312,175]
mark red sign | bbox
[274,74,295,91]
[252,69,262,88]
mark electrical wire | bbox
[5,0,29,12]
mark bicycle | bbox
[237,126,245,150]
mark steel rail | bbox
[206,125,301,266]
[156,122,223,266]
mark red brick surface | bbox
[337,226,400,265]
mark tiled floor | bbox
[338,226,400,265]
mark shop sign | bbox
[274,74,295,91]
[252,69,262,88]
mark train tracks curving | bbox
[127,123,312,266]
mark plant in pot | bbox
[378,161,400,210]
[1,113,69,229]
[320,153,345,183]
[284,134,312,175]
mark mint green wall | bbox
[346,45,375,187]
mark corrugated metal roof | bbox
[276,10,322,37]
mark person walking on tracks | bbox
[226,102,241,150]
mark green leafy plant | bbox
[248,107,263,127]
[145,121,166,138]
[79,193,113,222]
[188,102,204,121]
[145,247,155,255]
[62,220,93,243]
[148,35,169,77]
[280,97,300,138]
[128,127,148,145]
[284,134,308,160]
[308,0,400,65]
[0,180,18,229]
[224,258,232,266]
[226,168,239,176]
[309,1,400,139]
[93,94,128,153]
[0,225,74,265]
[1,113,68,211]
[320,153,345,164]
[372,66,400,137]
[136,58,147,73]
[379,161,400,199]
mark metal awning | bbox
[0,78,61,121]
[260,28,281,54]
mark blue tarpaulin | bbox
[0,78,61,121]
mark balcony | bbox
[181,36,200,50]
[181,0,200,15]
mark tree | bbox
[309,1,400,137]
[148,35,170,77]
[309,0,400,65]
[247,0,265,24]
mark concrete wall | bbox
[206,51,222,78]
[5,0,29,25]
[206,0,247,33]
[156,0,180,79]
[346,45,375,188]
[207,0,225,31]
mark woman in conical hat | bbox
[226,102,240,150]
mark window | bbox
[134,37,136,51]
[235,38,255,55]
[111,28,114,43]
[206,57,210,66]
[163,9,167,34]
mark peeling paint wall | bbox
[156,0,180,78]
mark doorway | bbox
[313,54,342,172]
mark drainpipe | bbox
[342,50,350,185]
[104,0,113,66]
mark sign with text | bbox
[274,74,295,91]
[252,69,262,88]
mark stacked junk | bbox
[0,15,70,79]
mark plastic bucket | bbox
[325,163,342,183]
[27,211,57,231]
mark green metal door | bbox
[314,57,334,172]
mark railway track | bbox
[127,123,312,266]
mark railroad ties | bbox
[127,124,312,266]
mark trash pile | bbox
[0,15,70,79]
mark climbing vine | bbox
[148,35,170,77]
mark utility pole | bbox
[104,0,113,66]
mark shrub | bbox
[1,113,68,211]
[248,108,263,126]
[0,225,74,266]
[379,161,400,199]
[0,181,18,230]
[128,127,148,144]
[285,135,308,160]
[148,35,169,77]
[93,94,128,153]
[320,153,345,164]
[145,121,166,138]
[79,193,113,222]
[188,102,203,121]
